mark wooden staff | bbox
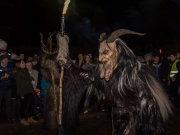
[58,66,64,124]
[51,72,58,119]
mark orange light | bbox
[159,49,162,54]
[62,0,70,15]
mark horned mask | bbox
[98,29,146,81]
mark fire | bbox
[62,0,70,15]
[159,48,162,54]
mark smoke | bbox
[171,0,180,4]
[73,17,99,47]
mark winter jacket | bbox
[14,70,34,97]
[0,64,13,91]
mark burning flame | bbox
[159,48,162,54]
[62,0,70,15]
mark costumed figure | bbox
[61,29,173,135]
[97,29,172,135]
[40,32,102,134]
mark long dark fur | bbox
[40,54,60,129]
[62,63,105,135]
[108,38,172,135]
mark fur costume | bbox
[40,29,172,135]
[100,29,172,135]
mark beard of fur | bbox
[40,54,60,129]
[144,73,173,121]
[112,38,141,97]
[110,38,172,121]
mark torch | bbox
[61,0,70,37]
[57,0,70,135]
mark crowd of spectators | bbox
[0,39,180,126]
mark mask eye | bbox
[103,50,109,54]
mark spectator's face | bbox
[169,55,176,62]
[154,56,160,63]
[0,49,6,56]
[1,46,7,51]
[177,53,180,59]
[26,64,32,71]
[85,55,90,63]
[19,54,24,60]
[145,55,152,61]
[88,53,92,59]
[78,54,83,60]
[20,60,25,68]
[1,58,8,65]
[32,61,38,65]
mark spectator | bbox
[0,55,13,123]
[14,60,37,125]
[0,40,7,56]
[152,55,162,79]
[82,54,94,113]
[26,62,40,120]
[161,54,171,96]
[40,69,50,115]
[143,53,153,68]
[137,56,145,63]
[19,53,24,60]
[176,52,180,60]
[75,53,84,67]
[168,52,180,108]
[27,56,33,62]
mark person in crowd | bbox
[152,55,162,79]
[75,53,84,67]
[161,53,171,96]
[143,53,153,68]
[137,56,145,63]
[176,52,180,60]
[0,40,8,56]
[0,55,13,123]
[26,62,40,120]
[32,56,40,71]
[168,52,180,108]
[11,53,18,60]
[81,54,94,113]
[87,52,93,62]
[10,53,21,122]
[19,53,24,60]
[40,69,50,115]
[27,56,33,62]
[14,60,37,125]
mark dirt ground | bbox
[0,107,180,135]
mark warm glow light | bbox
[62,0,70,15]
[159,49,162,54]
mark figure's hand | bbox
[21,96,24,99]
[172,78,175,82]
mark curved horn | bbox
[107,29,146,43]
[99,32,106,42]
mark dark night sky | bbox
[1,0,180,51]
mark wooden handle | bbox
[59,66,64,124]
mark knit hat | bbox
[0,55,9,62]
[11,53,17,59]
[0,41,7,49]
[144,53,152,59]
[27,56,33,62]
[32,56,38,62]
[25,62,32,65]
[137,56,144,62]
